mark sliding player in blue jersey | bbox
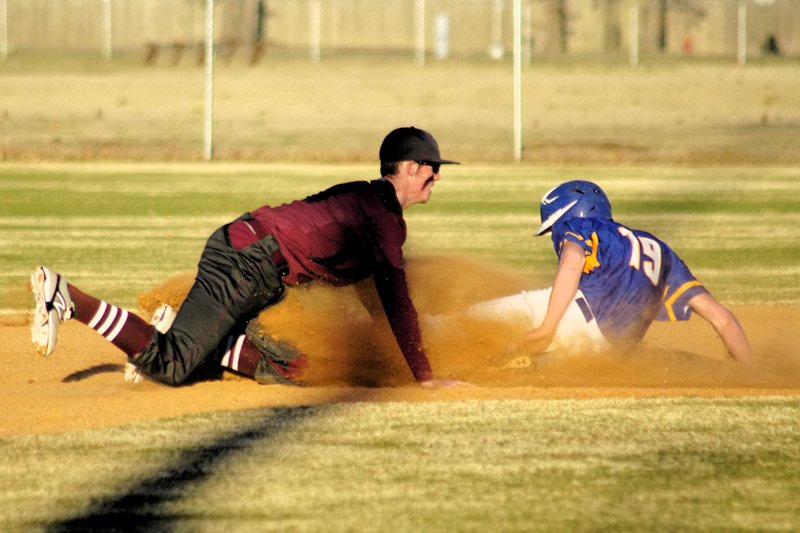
[459,180,755,366]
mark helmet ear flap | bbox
[534,180,612,236]
[534,199,577,236]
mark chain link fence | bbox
[1,0,798,163]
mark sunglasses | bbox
[416,161,441,174]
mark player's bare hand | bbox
[420,379,473,390]
[521,327,555,355]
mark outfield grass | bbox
[1,163,799,311]
[1,398,799,531]
[1,164,799,530]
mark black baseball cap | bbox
[379,127,460,165]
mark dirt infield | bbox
[3,257,798,437]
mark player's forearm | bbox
[541,285,578,332]
[522,245,584,355]
[689,293,756,366]
[541,243,584,331]
[716,316,756,366]
[373,264,434,382]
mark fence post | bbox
[0,0,7,60]
[310,0,321,63]
[513,0,522,162]
[628,0,639,67]
[489,0,504,59]
[203,0,215,161]
[414,0,425,66]
[434,14,449,59]
[101,0,112,60]
[737,0,747,66]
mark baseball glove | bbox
[245,319,307,386]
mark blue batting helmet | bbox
[534,180,612,236]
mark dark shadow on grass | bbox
[45,404,325,532]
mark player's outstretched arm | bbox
[353,279,384,321]
[521,241,585,355]
[687,292,756,366]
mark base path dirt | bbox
[4,258,799,437]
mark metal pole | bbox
[628,0,639,67]
[414,0,425,66]
[203,0,215,161]
[512,0,522,162]
[489,0,504,59]
[310,0,321,63]
[737,0,747,66]
[101,0,112,60]
[0,0,8,61]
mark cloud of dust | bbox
[138,255,800,390]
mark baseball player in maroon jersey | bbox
[31,127,463,389]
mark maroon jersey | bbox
[250,179,433,382]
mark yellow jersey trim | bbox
[562,231,601,274]
[663,280,703,321]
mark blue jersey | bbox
[550,217,708,350]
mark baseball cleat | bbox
[489,346,534,370]
[499,355,533,369]
[124,303,177,384]
[150,303,177,334]
[123,362,144,384]
[30,266,75,356]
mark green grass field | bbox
[1,164,799,530]
[2,163,799,311]
[3,398,800,531]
